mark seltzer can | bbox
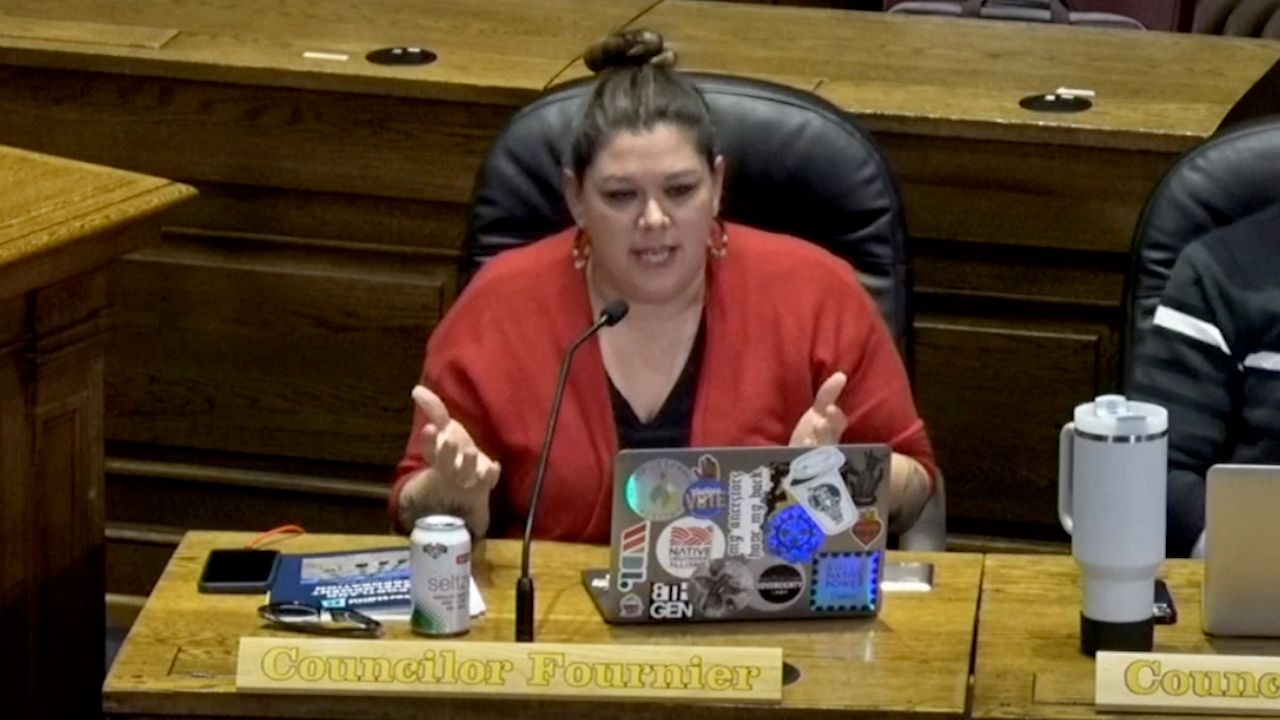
[410,514,471,636]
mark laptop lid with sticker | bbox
[603,444,890,624]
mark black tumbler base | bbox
[1080,613,1153,656]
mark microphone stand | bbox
[516,300,628,642]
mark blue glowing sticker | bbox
[765,505,824,563]
[625,459,695,521]
[810,551,882,612]
[683,479,726,520]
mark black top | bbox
[611,318,706,450]
[1129,203,1280,557]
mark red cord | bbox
[245,524,306,549]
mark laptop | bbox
[583,444,891,624]
[1202,464,1280,637]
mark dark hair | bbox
[568,29,717,178]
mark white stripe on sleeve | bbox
[1152,305,1231,355]
[1243,351,1280,372]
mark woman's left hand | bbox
[789,372,848,447]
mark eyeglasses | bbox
[258,602,383,637]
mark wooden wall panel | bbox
[913,240,1127,307]
[164,183,472,251]
[107,470,388,537]
[0,66,515,202]
[0,296,34,720]
[106,525,185,598]
[106,230,454,466]
[880,134,1176,253]
[914,316,1117,537]
[4,271,110,720]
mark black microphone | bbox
[516,299,628,642]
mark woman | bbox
[391,30,937,543]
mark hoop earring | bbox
[572,227,591,270]
[707,219,729,259]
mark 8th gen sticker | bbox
[626,458,696,521]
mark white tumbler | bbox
[1059,394,1168,655]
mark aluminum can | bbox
[410,514,470,636]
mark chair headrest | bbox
[1124,115,1280,383]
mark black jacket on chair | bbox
[1124,116,1280,557]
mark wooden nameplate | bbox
[1097,651,1280,716]
[238,637,783,703]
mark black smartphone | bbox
[198,549,281,593]
[1153,578,1177,625]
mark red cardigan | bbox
[392,223,936,543]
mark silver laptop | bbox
[583,444,891,624]
[1202,464,1280,636]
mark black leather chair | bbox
[1123,115,1280,388]
[462,72,945,549]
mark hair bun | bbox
[584,29,676,73]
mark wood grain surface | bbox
[0,144,195,299]
[104,532,983,719]
[0,0,660,103]
[0,144,192,719]
[556,0,1280,151]
[972,554,1280,719]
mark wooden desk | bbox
[105,531,984,719]
[0,1,1276,584]
[0,145,193,718]
[972,554,1280,719]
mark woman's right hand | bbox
[398,385,501,533]
[412,385,501,492]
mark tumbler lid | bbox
[1074,394,1168,438]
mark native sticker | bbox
[648,581,693,621]
[751,562,806,610]
[625,459,696,521]
[688,559,754,618]
[684,479,726,520]
[619,593,646,619]
[811,551,881,612]
[727,465,774,558]
[655,517,726,579]
[616,521,650,592]
[766,504,824,563]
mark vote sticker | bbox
[626,459,696,521]
[766,505,824,564]
[683,479,726,520]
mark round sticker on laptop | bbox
[626,459,696,521]
[750,561,806,610]
[655,517,726,578]
[766,505,824,564]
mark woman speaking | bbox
[391,29,938,543]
